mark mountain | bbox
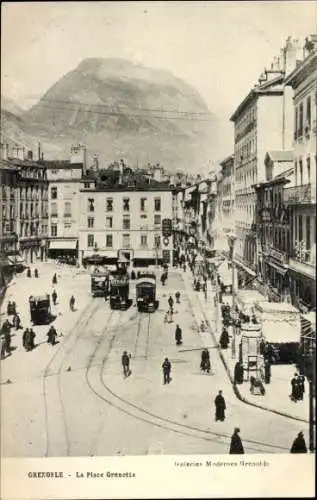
[9,59,219,171]
[1,94,25,116]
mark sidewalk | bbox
[179,267,310,423]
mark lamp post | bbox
[227,232,237,359]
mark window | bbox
[154,198,161,211]
[84,182,91,188]
[306,96,311,128]
[106,216,113,228]
[51,187,57,199]
[88,217,94,228]
[123,198,130,212]
[64,202,71,217]
[106,234,113,248]
[51,202,58,216]
[294,161,298,185]
[306,216,311,251]
[298,215,303,241]
[51,224,57,237]
[122,234,130,249]
[140,197,147,212]
[307,157,311,184]
[140,214,147,219]
[154,235,161,248]
[154,214,161,225]
[87,234,94,247]
[295,107,298,138]
[299,160,303,185]
[51,169,59,175]
[106,198,113,212]
[140,234,148,248]
[122,215,130,229]
[298,103,303,136]
[88,198,95,212]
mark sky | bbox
[1,1,317,158]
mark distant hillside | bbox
[5,59,219,171]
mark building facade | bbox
[284,40,317,311]
[44,145,86,260]
[230,37,301,284]
[0,147,48,264]
[78,169,173,266]
[214,155,235,256]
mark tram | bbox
[109,276,130,310]
[136,273,157,312]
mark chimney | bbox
[283,37,301,75]
[93,155,99,171]
[154,163,162,182]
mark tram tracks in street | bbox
[85,310,289,454]
[43,298,101,457]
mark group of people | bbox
[290,373,305,402]
[26,268,39,278]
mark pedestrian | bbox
[121,351,131,377]
[168,308,174,323]
[6,301,12,316]
[22,328,29,350]
[168,295,174,309]
[4,330,11,355]
[264,359,271,384]
[34,268,39,278]
[298,374,305,400]
[69,295,75,311]
[290,373,300,402]
[52,273,57,285]
[183,263,187,272]
[214,390,226,422]
[234,361,244,384]
[175,324,182,345]
[1,335,6,359]
[11,301,17,316]
[290,431,307,453]
[47,326,57,346]
[13,313,22,330]
[1,319,11,336]
[200,349,211,373]
[164,312,168,323]
[229,428,245,454]
[219,327,230,349]
[175,291,180,304]
[52,290,58,306]
[28,328,36,350]
[162,357,171,384]
[27,268,31,278]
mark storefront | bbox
[48,239,78,263]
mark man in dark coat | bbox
[52,273,57,285]
[47,326,57,346]
[121,351,131,377]
[290,432,307,453]
[28,329,36,350]
[298,375,305,400]
[229,428,244,454]
[291,373,300,401]
[168,296,174,309]
[34,268,39,278]
[69,295,75,311]
[219,327,230,349]
[200,349,211,373]
[162,358,171,384]
[4,330,11,355]
[175,325,182,345]
[234,362,244,384]
[214,390,226,421]
[22,328,29,350]
[175,291,181,304]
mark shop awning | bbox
[49,239,78,250]
[268,261,288,276]
[7,255,25,265]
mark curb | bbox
[182,270,309,424]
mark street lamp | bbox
[227,231,237,359]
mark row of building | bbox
[173,35,316,313]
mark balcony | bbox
[268,247,289,266]
[289,256,315,280]
[283,183,316,205]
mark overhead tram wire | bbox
[32,98,215,122]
